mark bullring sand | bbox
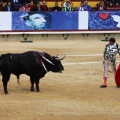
[0,38,120,120]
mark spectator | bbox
[19,3,30,11]
[11,0,21,4]
[97,2,105,10]
[2,1,12,11]
[0,0,3,11]
[115,0,120,5]
[20,0,31,4]
[11,0,23,11]
[109,1,114,6]
[33,2,43,11]
[51,1,62,11]
[76,2,84,11]
[33,0,40,4]
[106,0,115,6]
[84,0,91,11]
[40,0,48,11]
[62,1,72,11]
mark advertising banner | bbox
[0,11,120,31]
[88,11,120,30]
[12,12,78,30]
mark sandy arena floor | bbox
[0,39,120,120]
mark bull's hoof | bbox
[36,89,40,92]
[31,88,35,92]
[4,91,8,94]
[31,89,35,92]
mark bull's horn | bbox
[55,56,65,60]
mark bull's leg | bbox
[2,74,11,94]
[35,79,40,92]
[30,77,35,91]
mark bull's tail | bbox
[17,75,20,85]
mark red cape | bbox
[115,64,120,87]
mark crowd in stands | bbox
[106,0,120,6]
[0,0,120,12]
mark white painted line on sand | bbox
[66,54,103,57]
[63,62,101,66]
[63,63,77,65]
[63,61,120,66]
[78,62,101,65]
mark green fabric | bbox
[62,7,72,11]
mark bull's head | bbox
[52,55,65,73]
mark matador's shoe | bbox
[100,85,107,88]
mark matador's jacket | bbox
[104,43,120,62]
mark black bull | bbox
[0,51,64,94]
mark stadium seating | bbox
[0,0,105,11]
[1,0,120,11]
[41,0,105,10]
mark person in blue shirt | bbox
[84,0,91,11]
[76,2,85,11]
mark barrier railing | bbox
[0,11,120,34]
[0,31,120,35]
